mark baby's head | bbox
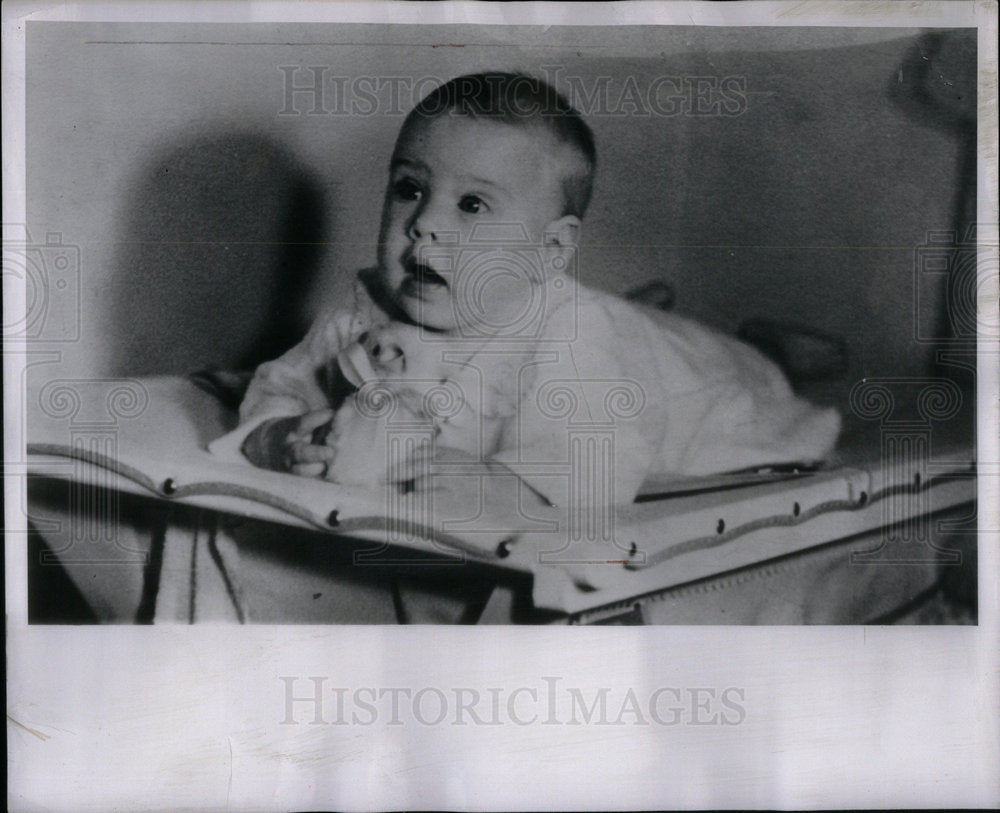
[376,72,596,333]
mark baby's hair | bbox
[398,72,597,218]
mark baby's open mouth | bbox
[404,258,449,291]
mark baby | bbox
[210,71,840,508]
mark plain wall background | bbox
[25,23,977,413]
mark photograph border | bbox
[5,2,998,810]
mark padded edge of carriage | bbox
[25,375,977,620]
[25,375,528,563]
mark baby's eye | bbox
[392,178,422,202]
[458,195,487,214]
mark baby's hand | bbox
[283,409,338,477]
[388,443,550,507]
[240,409,336,477]
[384,443,470,480]
[384,442,555,559]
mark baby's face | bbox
[377,115,576,333]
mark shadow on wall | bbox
[110,131,326,377]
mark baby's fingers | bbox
[288,441,336,464]
[290,461,328,478]
[294,409,336,435]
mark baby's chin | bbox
[394,288,460,333]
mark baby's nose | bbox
[408,200,450,243]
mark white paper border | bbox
[5,2,998,810]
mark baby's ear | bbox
[543,215,581,248]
